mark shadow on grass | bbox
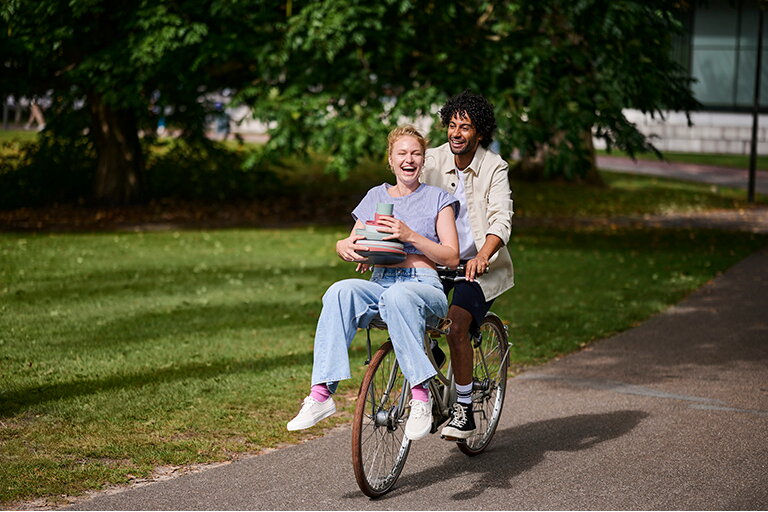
[0,351,313,418]
[346,410,648,502]
[8,264,345,305]
[7,264,349,348]
[82,300,321,347]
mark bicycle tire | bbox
[352,341,412,497]
[458,313,509,456]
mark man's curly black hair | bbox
[438,90,497,149]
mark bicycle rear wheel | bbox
[352,341,411,497]
[459,313,509,456]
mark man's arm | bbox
[484,162,514,245]
[467,159,513,281]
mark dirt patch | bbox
[3,201,768,234]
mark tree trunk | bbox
[90,95,144,205]
[580,130,603,185]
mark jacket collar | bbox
[445,143,486,176]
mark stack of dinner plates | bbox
[355,224,406,265]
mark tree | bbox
[0,0,284,204]
[2,0,698,206]
[237,0,698,182]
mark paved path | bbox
[597,155,768,196]
[66,246,768,511]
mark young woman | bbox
[287,125,459,441]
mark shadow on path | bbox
[343,410,648,502]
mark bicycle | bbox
[351,265,510,498]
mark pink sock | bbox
[310,384,331,402]
[410,383,430,403]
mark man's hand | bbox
[465,234,504,281]
[465,254,490,282]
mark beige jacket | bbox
[422,143,514,300]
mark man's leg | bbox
[446,304,474,386]
[441,281,493,440]
[441,304,477,439]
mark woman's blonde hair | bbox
[386,125,429,166]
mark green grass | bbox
[0,130,38,144]
[1,224,767,505]
[597,148,768,171]
[514,171,766,218]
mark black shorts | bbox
[442,278,494,331]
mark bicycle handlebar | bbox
[436,264,467,282]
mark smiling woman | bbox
[387,130,426,197]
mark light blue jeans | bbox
[311,267,447,391]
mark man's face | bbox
[447,112,482,157]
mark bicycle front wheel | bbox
[459,313,509,456]
[352,341,411,497]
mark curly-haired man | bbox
[422,90,514,439]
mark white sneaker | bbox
[286,396,336,431]
[405,399,432,441]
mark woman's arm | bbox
[377,206,459,267]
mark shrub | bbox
[0,135,95,209]
[145,139,282,201]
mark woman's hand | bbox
[336,234,366,262]
[376,215,415,243]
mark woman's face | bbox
[388,135,424,187]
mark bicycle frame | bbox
[354,303,510,497]
[364,318,457,433]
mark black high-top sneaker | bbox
[440,402,476,440]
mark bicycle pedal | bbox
[440,434,464,443]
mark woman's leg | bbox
[310,278,384,387]
[289,278,384,431]
[378,279,448,388]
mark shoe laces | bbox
[449,403,468,427]
[300,396,321,409]
[409,399,431,419]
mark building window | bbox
[687,0,766,110]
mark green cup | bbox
[375,203,394,222]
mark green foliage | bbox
[1,0,699,204]
[238,0,698,181]
[493,1,697,177]
[145,139,282,201]
[0,0,285,203]
[0,134,95,209]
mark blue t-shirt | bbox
[352,183,459,255]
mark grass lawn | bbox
[596,148,768,171]
[0,130,38,144]
[513,171,765,218]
